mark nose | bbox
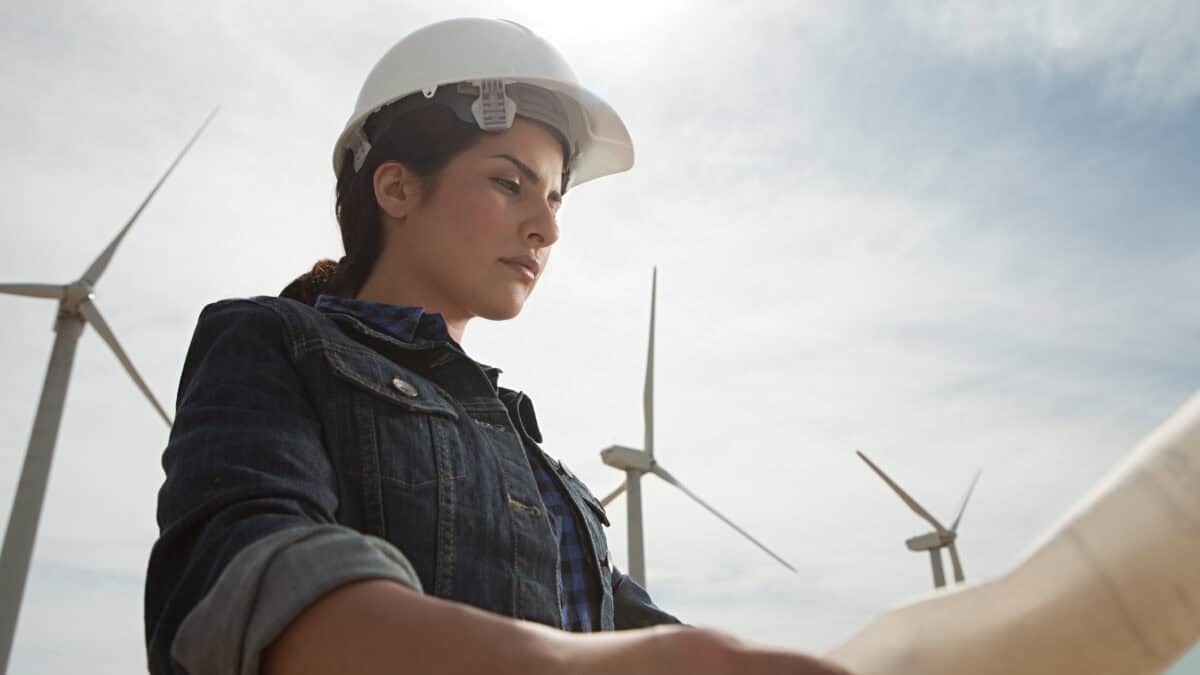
[521,200,560,248]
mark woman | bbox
[145,17,849,675]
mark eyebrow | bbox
[490,153,563,199]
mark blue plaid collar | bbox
[315,294,453,344]
[314,294,503,387]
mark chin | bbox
[461,273,537,321]
[477,304,525,321]
[474,292,529,321]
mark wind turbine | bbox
[599,267,796,588]
[856,450,981,589]
[0,110,216,674]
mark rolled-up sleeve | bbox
[145,299,421,674]
[171,525,421,675]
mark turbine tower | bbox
[856,450,981,589]
[0,110,216,674]
[599,268,796,588]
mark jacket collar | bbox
[313,297,545,446]
[499,388,543,444]
[315,294,504,395]
[315,294,452,345]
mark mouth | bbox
[500,256,540,281]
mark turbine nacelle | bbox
[905,531,953,551]
[601,444,653,472]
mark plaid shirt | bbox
[314,295,600,631]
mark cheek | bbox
[444,192,515,254]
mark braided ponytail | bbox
[279,258,339,305]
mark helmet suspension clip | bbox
[471,79,517,131]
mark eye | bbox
[492,177,520,194]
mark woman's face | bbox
[365,118,565,330]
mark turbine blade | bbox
[650,464,797,573]
[856,451,948,534]
[643,266,656,459]
[600,480,627,507]
[81,107,219,285]
[950,469,982,532]
[78,299,172,426]
[0,283,64,300]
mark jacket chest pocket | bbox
[558,468,612,568]
[323,345,467,490]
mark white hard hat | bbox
[333,17,634,190]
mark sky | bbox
[0,0,1198,673]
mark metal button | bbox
[391,376,418,398]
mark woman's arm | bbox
[265,579,852,675]
[262,580,561,675]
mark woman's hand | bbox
[551,624,853,675]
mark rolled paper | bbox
[829,393,1200,675]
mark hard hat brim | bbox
[332,77,633,189]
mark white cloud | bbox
[897,0,1200,109]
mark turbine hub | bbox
[62,280,95,310]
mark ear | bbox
[373,161,423,221]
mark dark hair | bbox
[280,99,486,304]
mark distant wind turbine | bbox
[856,450,981,589]
[0,109,217,674]
[599,267,796,588]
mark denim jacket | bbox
[144,296,680,674]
